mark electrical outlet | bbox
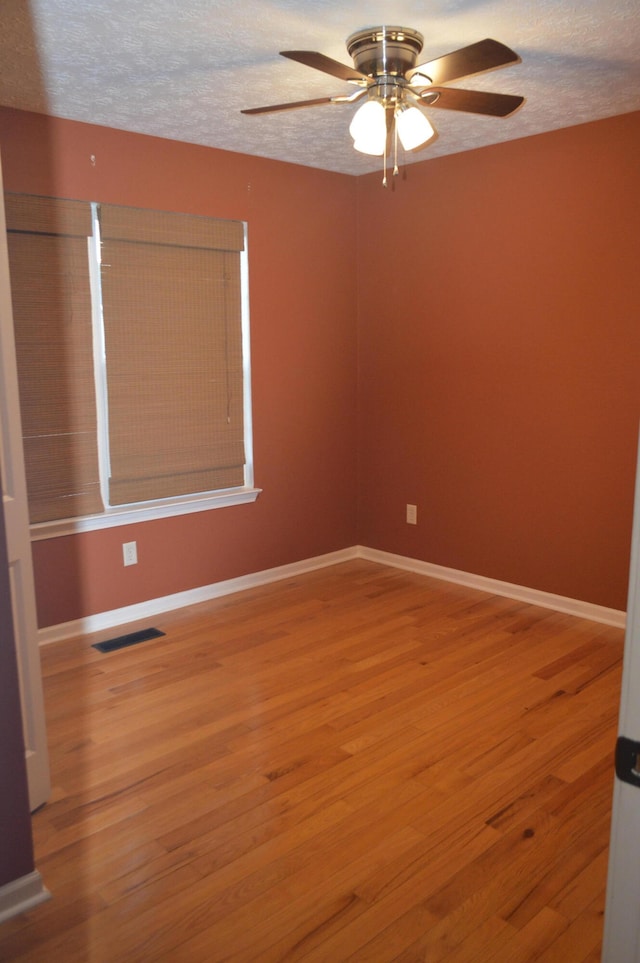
[406,504,417,525]
[123,541,138,566]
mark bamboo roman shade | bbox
[99,204,246,506]
[5,193,103,523]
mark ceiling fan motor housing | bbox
[346,26,424,80]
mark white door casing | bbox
[602,431,640,962]
[0,155,51,812]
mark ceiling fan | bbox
[242,27,524,184]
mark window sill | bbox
[29,487,262,541]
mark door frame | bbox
[602,430,640,962]
[0,155,51,812]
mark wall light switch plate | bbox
[406,504,417,525]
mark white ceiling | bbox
[1,0,639,176]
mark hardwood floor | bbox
[0,560,624,962]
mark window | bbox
[5,193,257,537]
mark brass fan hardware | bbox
[241,26,524,185]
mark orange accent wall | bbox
[0,108,359,626]
[356,112,640,611]
[1,108,639,622]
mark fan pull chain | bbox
[393,106,399,178]
[382,29,389,187]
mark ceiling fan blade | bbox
[241,96,335,115]
[280,50,369,84]
[425,87,524,117]
[408,38,520,86]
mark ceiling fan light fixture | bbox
[395,103,435,151]
[352,137,385,156]
[349,99,386,155]
[243,29,523,184]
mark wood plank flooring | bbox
[0,560,624,962]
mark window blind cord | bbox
[224,257,232,425]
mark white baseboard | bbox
[0,871,50,925]
[38,544,626,646]
[358,546,626,629]
[38,547,360,645]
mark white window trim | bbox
[29,213,259,541]
[30,486,261,541]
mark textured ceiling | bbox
[0,0,639,176]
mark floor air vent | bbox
[92,627,165,653]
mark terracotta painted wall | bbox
[0,108,359,627]
[356,111,640,611]
[2,108,638,624]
